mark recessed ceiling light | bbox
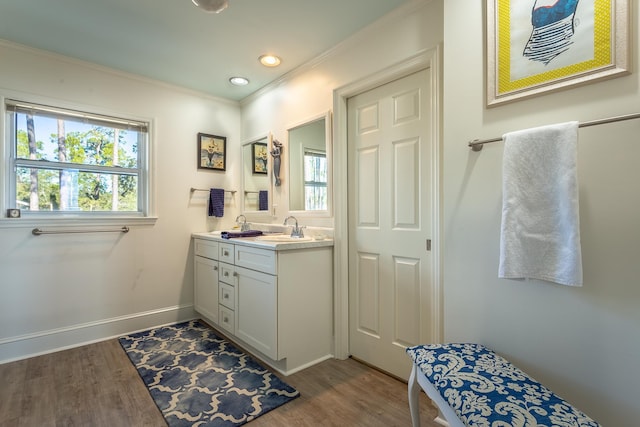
[259,54,281,67]
[229,76,249,86]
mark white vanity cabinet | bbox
[192,234,334,375]
[193,239,220,324]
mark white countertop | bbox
[192,232,334,251]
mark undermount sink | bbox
[254,235,313,242]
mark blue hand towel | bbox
[259,190,268,211]
[208,188,225,217]
[221,230,263,239]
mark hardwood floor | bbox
[0,339,439,426]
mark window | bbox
[303,149,327,211]
[4,99,150,218]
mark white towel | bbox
[499,121,583,286]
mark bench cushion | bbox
[406,343,600,427]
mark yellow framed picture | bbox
[487,0,630,106]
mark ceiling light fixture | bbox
[229,76,249,86]
[259,54,282,67]
[191,0,229,14]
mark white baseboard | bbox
[0,304,196,364]
[281,354,335,376]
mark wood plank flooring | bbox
[0,339,439,426]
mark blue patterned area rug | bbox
[119,320,299,426]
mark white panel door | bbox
[348,69,435,379]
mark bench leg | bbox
[408,364,421,427]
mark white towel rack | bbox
[190,187,236,194]
[32,226,129,236]
[468,112,640,151]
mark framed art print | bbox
[252,142,268,174]
[198,133,226,171]
[487,0,630,106]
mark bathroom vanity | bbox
[192,232,334,375]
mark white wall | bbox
[0,41,242,362]
[241,0,443,228]
[443,2,640,425]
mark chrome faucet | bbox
[235,214,250,232]
[283,216,305,238]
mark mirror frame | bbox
[286,111,332,218]
[241,132,272,216]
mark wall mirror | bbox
[242,133,271,215]
[287,111,332,215]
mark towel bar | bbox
[32,226,130,236]
[468,112,640,151]
[190,187,236,194]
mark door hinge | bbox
[426,239,431,251]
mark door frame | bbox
[332,46,443,360]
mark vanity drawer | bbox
[219,282,235,310]
[219,305,235,334]
[235,245,277,275]
[218,262,236,285]
[194,239,219,260]
[219,243,235,264]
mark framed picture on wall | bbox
[252,142,268,174]
[487,0,630,106]
[198,133,226,171]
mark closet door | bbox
[347,68,435,380]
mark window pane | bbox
[16,167,138,212]
[304,186,327,211]
[303,151,328,210]
[14,112,139,168]
[303,153,327,183]
[7,99,148,217]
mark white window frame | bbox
[0,93,156,228]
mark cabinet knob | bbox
[224,271,229,277]
[233,271,238,277]
[214,266,218,271]
[224,293,229,299]
[224,317,229,322]
[223,250,229,256]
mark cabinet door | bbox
[235,266,278,360]
[194,255,219,324]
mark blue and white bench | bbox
[406,343,600,427]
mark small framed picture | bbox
[198,133,226,171]
[252,142,268,174]
[487,0,630,106]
